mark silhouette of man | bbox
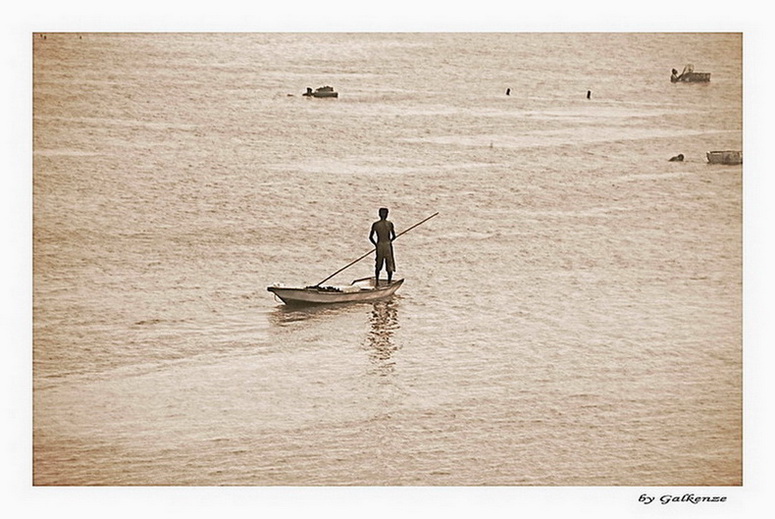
[370,208,396,286]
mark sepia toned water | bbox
[33,33,742,486]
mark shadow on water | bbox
[363,300,401,376]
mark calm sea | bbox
[33,33,742,485]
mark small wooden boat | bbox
[706,150,742,165]
[268,213,437,306]
[268,277,403,305]
[671,64,711,83]
[302,86,338,98]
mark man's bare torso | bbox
[371,220,394,243]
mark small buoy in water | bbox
[668,153,685,162]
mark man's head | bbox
[379,208,389,219]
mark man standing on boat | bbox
[370,208,396,286]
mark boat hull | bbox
[268,277,403,305]
[671,72,711,83]
[707,150,742,165]
[671,65,711,83]
[302,86,339,98]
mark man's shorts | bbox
[375,241,395,272]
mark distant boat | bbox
[268,277,403,305]
[671,64,711,83]
[302,86,339,98]
[706,150,742,165]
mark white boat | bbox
[268,277,403,305]
[706,150,742,165]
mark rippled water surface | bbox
[33,33,742,485]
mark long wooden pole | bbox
[315,212,439,287]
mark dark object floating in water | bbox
[706,150,742,165]
[671,64,711,83]
[668,153,684,162]
[303,86,339,98]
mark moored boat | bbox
[671,64,711,83]
[268,277,403,305]
[706,150,742,165]
[302,86,339,98]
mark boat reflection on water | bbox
[268,301,359,326]
[267,299,401,376]
[364,300,400,376]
